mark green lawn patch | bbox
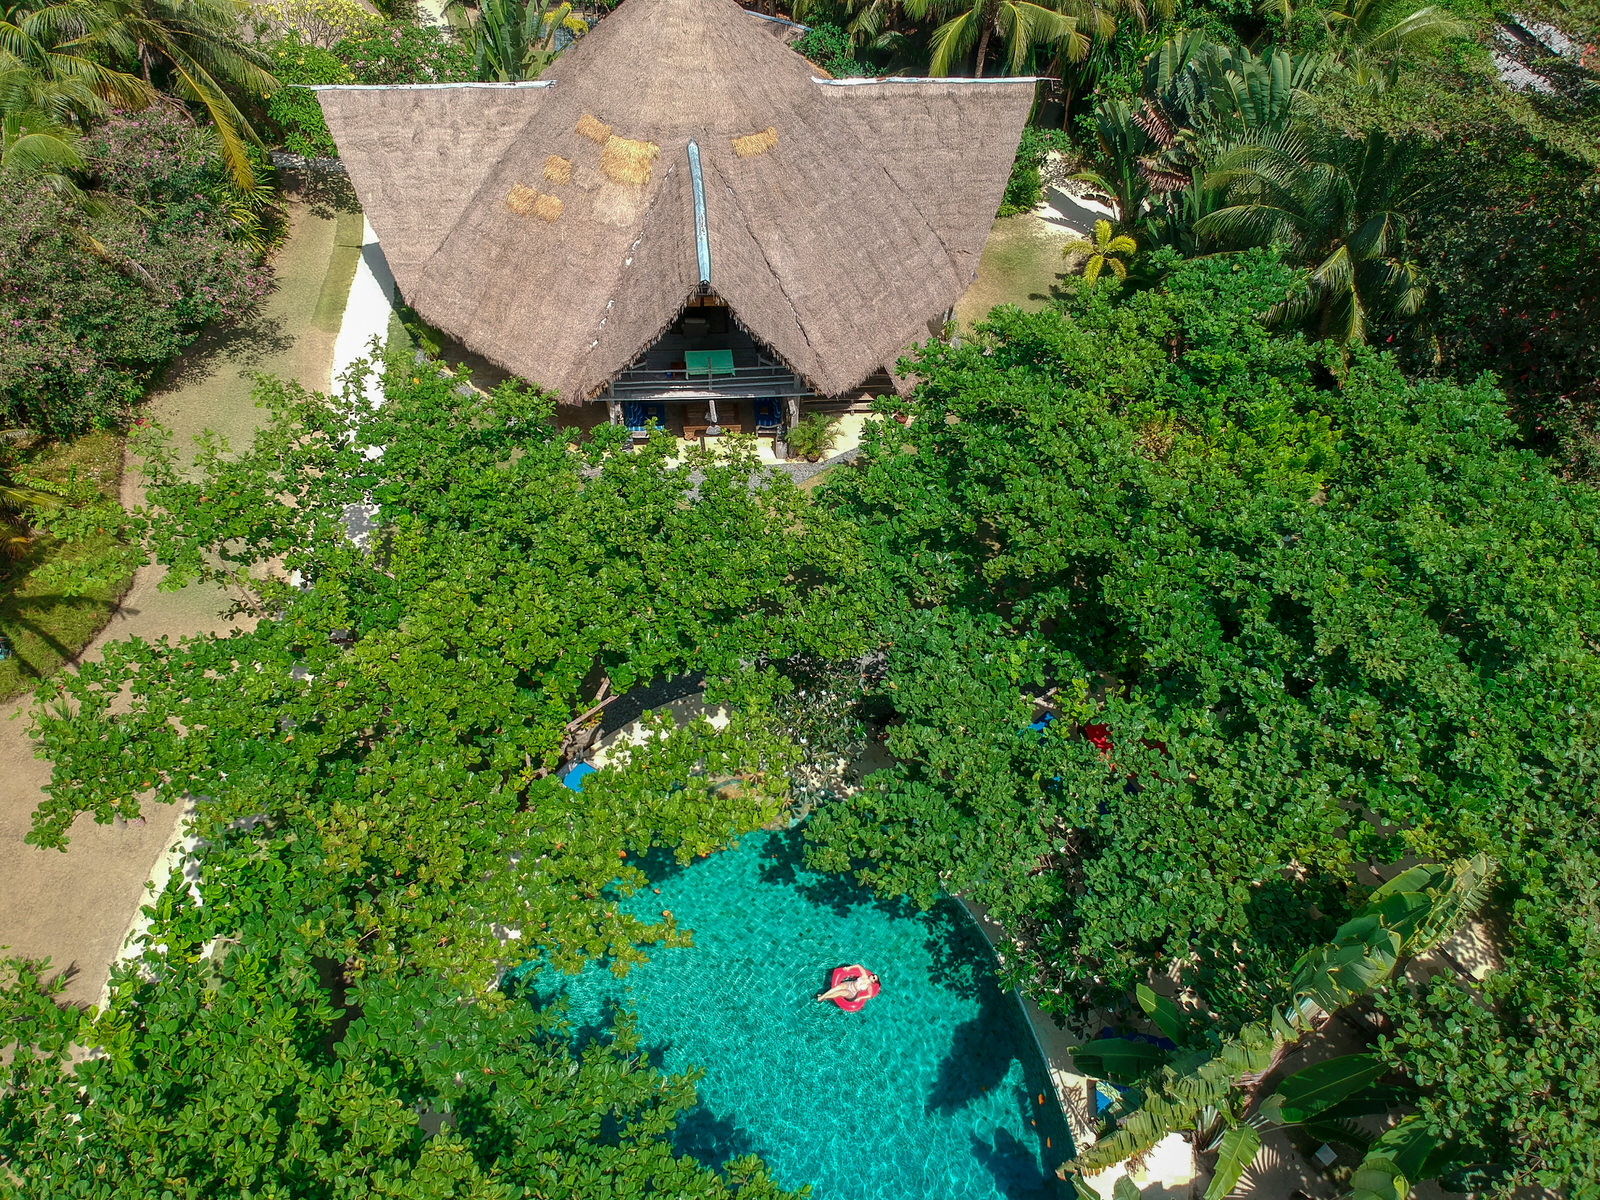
[0,431,134,702]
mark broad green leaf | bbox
[1276,1053,1389,1123]
[1136,982,1188,1043]
[1072,1038,1171,1083]
[1368,1116,1437,1182]
[1203,1125,1260,1200]
[1349,1156,1408,1200]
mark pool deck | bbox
[957,898,1199,1200]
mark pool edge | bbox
[954,897,1101,1165]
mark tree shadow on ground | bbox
[153,311,297,395]
[282,169,361,220]
[756,823,919,921]
[0,592,123,688]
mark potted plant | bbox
[784,413,840,462]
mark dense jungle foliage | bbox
[0,109,270,435]
[3,0,1598,1196]
[2,356,860,1197]
[805,255,1600,1195]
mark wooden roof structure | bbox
[316,0,1037,402]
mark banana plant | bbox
[446,0,586,82]
[1061,854,1495,1197]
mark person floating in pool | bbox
[815,964,880,1006]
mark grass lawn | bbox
[953,213,1076,333]
[0,431,133,703]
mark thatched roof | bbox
[316,0,1035,403]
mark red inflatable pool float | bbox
[829,966,879,1012]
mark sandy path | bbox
[0,200,361,1008]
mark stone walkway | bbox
[0,200,360,1008]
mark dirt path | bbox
[0,199,362,1008]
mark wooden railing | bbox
[606,363,810,398]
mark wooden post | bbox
[785,396,802,430]
[607,399,622,425]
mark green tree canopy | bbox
[3,354,863,1197]
[804,252,1600,1193]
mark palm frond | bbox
[927,7,979,76]
[1194,201,1309,252]
[999,1,1081,74]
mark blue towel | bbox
[561,761,598,791]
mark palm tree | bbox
[1258,0,1468,75]
[0,467,61,559]
[98,0,276,188]
[927,0,1084,77]
[1065,855,1495,1191]
[1063,217,1135,284]
[0,0,154,176]
[1195,127,1428,343]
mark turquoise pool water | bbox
[526,827,1069,1199]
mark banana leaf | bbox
[1368,1116,1437,1182]
[1202,1125,1260,1200]
[1136,982,1188,1043]
[1072,1037,1170,1082]
[1274,1052,1389,1122]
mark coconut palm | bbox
[1063,217,1135,284]
[927,0,1084,77]
[1195,127,1427,343]
[97,0,276,188]
[0,0,154,175]
[1258,0,1469,74]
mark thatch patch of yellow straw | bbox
[576,113,611,143]
[599,135,660,186]
[506,183,540,214]
[543,154,572,184]
[731,127,778,158]
[506,183,563,221]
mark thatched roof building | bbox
[316,0,1035,406]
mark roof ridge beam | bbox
[304,81,555,91]
[810,75,1046,85]
[687,139,711,291]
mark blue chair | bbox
[754,398,781,435]
[622,402,668,434]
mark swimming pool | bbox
[524,826,1070,1199]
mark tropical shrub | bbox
[265,34,352,158]
[795,20,870,76]
[805,252,1600,1194]
[0,108,269,435]
[784,411,841,460]
[446,0,588,81]
[4,353,864,1194]
[258,0,380,48]
[999,124,1072,216]
[95,0,279,189]
[334,21,476,84]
